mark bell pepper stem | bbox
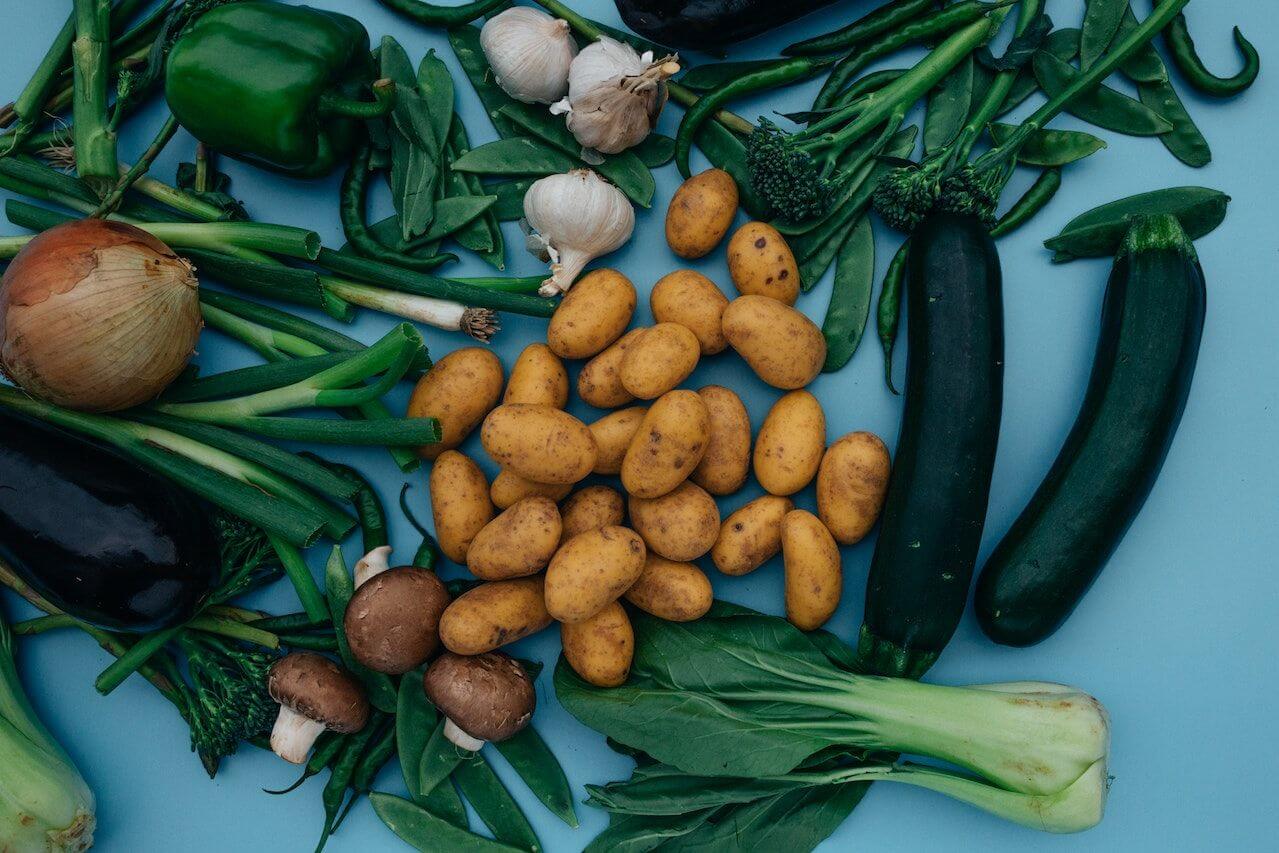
[317,78,396,120]
[71,0,118,189]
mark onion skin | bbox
[0,219,202,412]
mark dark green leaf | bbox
[582,810,715,853]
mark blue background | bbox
[1,1,1275,850]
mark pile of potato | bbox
[409,168,891,688]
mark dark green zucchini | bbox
[975,215,1206,646]
[855,212,1005,679]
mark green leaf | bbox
[583,811,715,853]
[662,784,868,853]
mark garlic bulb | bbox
[550,37,679,157]
[523,170,634,297]
[480,7,578,105]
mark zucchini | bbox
[975,215,1206,646]
[855,212,1005,679]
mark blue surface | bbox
[1,1,1276,850]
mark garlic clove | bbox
[523,170,634,296]
[480,7,578,105]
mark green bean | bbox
[251,612,331,633]
[277,633,340,652]
[332,719,398,831]
[785,0,937,56]
[342,141,454,271]
[1139,78,1211,168]
[453,753,541,852]
[680,59,803,92]
[371,793,526,852]
[1080,0,1128,70]
[317,460,387,552]
[324,546,399,713]
[990,167,1061,238]
[269,536,329,623]
[1157,0,1259,97]
[316,715,383,853]
[399,485,441,571]
[1031,52,1172,136]
[264,733,345,795]
[821,216,876,373]
[877,240,910,395]
[988,123,1107,167]
[419,716,466,797]
[376,0,509,27]
[451,137,578,176]
[492,726,577,828]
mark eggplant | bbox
[615,0,841,50]
[0,410,218,632]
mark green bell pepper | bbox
[165,1,392,177]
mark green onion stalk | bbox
[71,0,118,189]
[0,597,96,852]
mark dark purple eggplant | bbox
[615,0,841,49]
[0,410,218,632]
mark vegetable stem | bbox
[71,0,118,188]
[267,536,329,623]
[93,111,178,216]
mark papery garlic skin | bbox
[551,37,679,156]
[480,7,578,105]
[523,170,635,297]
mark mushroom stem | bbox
[270,704,328,764]
[353,545,393,588]
[443,717,485,752]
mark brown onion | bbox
[0,219,202,412]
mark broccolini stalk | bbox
[177,632,278,777]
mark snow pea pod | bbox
[376,0,510,27]
[397,670,435,801]
[448,25,520,138]
[419,716,465,796]
[372,793,526,852]
[1032,51,1172,136]
[1139,78,1211,168]
[487,178,536,221]
[784,0,937,57]
[633,134,675,168]
[923,55,976,155]
[452,137,577,176]
[1045,185,1229,261]
[1080,0,1128,70]
[990,168,1061,238]
[494,726,579,828]
[876,240,909,394]
[998,28,1079,118]
[341,142,453,272]
[453,754,541,851]
[821,215,876,373]
[988,123,1106,167]
[1113,6,1168,84]
[1156,0,1260,97]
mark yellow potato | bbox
[649,270,729,355]
[504,343,568,408]
[429,450,494,564]
[439,576,552,654]
[782,509,842,631]
[624,555,713,622]
[754,390,826,496]
[816,431,891,545]
[561,602,634,688]
[628,481,720,562]
[666,168,738,259]
[490,469,573,509]
[619,323,701,400]
[727,221,800,305]
[621,390,711,499]
[589,406,647,475]
[577,328,644,409]
[407,347,504,460]
[481,404,597,485]
[691,385,751,496]
[467,497,562,580]
[560,486,625,543]
[711,495,794,577]
[545,526,647,623]
[722,295,826,390]
[547,268,636,359]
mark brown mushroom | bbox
[344,567,452,675]
[423,652,536,750]
[267,652,370,764]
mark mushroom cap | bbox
[268,652,370,734]
[423,652,536,743]
[344,567,452,675]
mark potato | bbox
[621,390,711,499]
[429,450,494,563]
[722,295,826,389]
[547,268,636,359]
[666,168,738,259]
[439,576,552,655]
[624,554,713,622]
[560,486,625,543]
[481,404,597,485]
[754,390,826,496]
[649,270,729,355]
[504,343,568,408]
[578,328,644,409]
[782,510,842,631]
[545,526,646,623]
[589,406,647,475]
[407,347,503,460]
[691,385,751,496]
[727,222,800,305]
[628,481,720,562]
[817,431,891,545]
[467,497,562,580]
[711,495,794,577]
[619,323,701,400]
[561,602,633,687]
[490,469,572,509]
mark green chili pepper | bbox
[331,719,398,831]
[376,0,510,27]
[784,0,937,56]
[494,726,578,828]
[316,714,383,853]
[249,612,331,633]
[399,485,440,571]
[265,732,346,796]
[990,168,1061,238]
[453,753,541,852]
[877,240,910,395]
[341,140,455,272]
[1157,0,1259,97]
[165,2,391,177]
